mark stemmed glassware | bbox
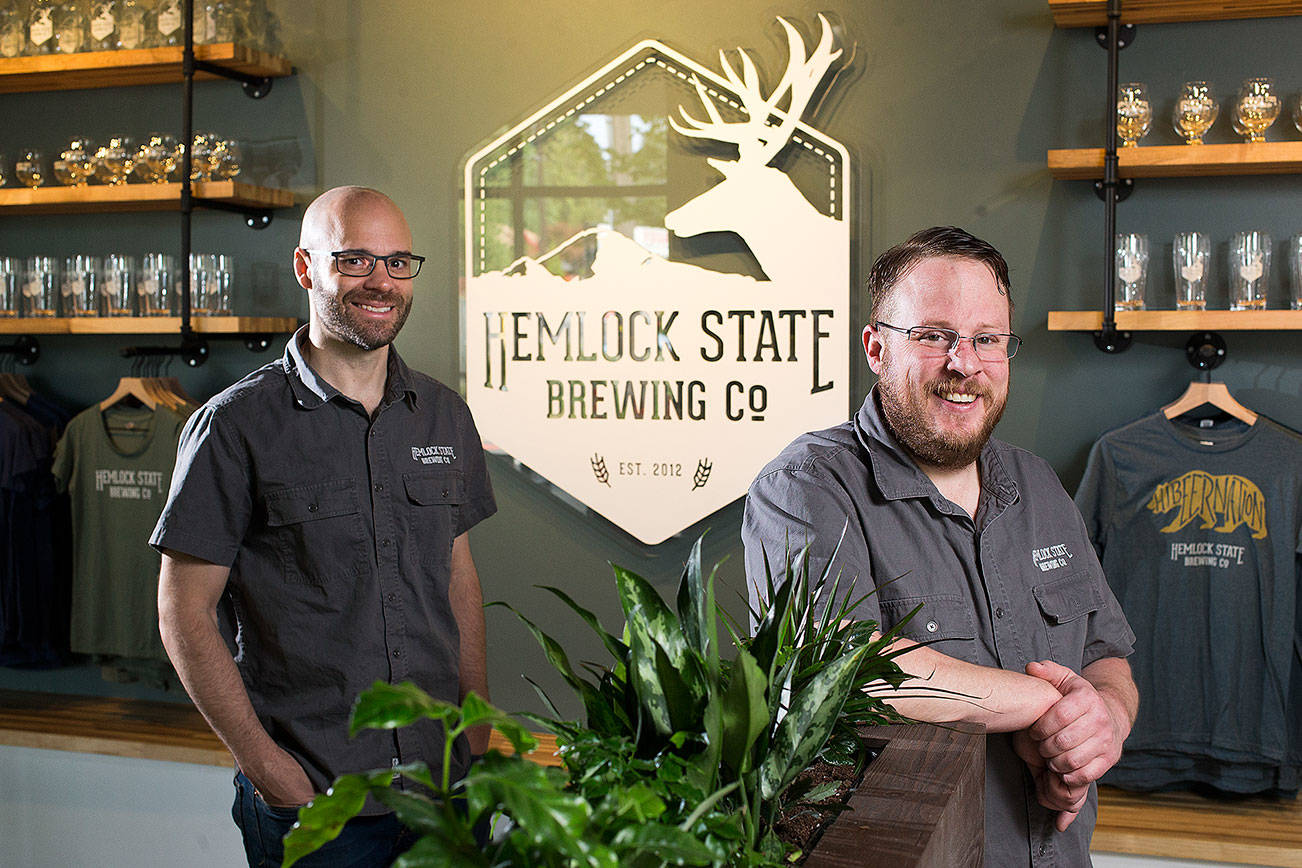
[53,135,95,186]
[1172,81,1218,145]
[15,149,47,188]
[1234,78,1280,143]
[134,133,177,183]
[1116,83,1152,147]
[93,135,135,185]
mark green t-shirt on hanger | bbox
[51,402,187,661]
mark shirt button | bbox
[995,607,1004,619]
[387,593,396,602]
[392,649,401,658]
[380,538,391,547]
[925,620,939,633]
[441,488,449,498]
[307,503,318,513]
[374,483,384,492]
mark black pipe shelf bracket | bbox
[191,58,274,99]
[1092,0,1135,355]
[0,335,40,366]
[1185,331,1228,371]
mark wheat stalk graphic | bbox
[692,458,713,490]
[591,454,611,487]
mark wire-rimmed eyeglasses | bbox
[305,249,425,279]
[875,321,1021,360]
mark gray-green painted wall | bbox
[4,1,1301,721]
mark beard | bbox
[876,354,1007,470]
[313,288,412,351]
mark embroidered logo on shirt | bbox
[1146,471,1267,539]
[411,445,456,465]
[1031,544,1073,572]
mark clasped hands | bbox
[1012,660,1125,832]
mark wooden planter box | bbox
[806,723,985,868]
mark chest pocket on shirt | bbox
[1033,570,1104,665]
[264,478,369,586]
[880,594,978,663]
[404,470,465,562]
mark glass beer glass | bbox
[1173,232,1210,311]
[1115,233,1148,310]
[1229,230,1271,310]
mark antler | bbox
[670,14,841,166]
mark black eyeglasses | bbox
[306,249,425,279]
[875,321,1021,360]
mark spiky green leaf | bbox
[759,645,870,801]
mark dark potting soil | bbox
[774,743,880,864]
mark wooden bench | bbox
[2,689,1299,866]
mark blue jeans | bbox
[232,771,416,868]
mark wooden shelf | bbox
[0,181,293,216]
[1048,141,1302,179]
[1094,785,1302,868]
[0,42,291,93]
[1048,309,1302,330]
[1049,0,1302,27]
[0,316,297,335]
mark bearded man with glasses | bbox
[154,186,496,866]
[743,226,1137,867]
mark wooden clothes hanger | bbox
[99,377,158,411]
[1162,379,1257,425]
[0,372,32,403]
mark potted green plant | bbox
[283,536,918,866]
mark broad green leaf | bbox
[719,649,768,775]
[391,761,438,792]
[611,822,723,865]
[759,645,869,801]
[612,565,707,696]
[675,536,720,685]
[654,637,704,735]
[467,755,596,865]
[392,833,490,868]
[606,781,667,823]
[800,781,843,802]
[348,681,458,738]
[371,788,457,838]
[282,771,390,867]
[624,615,673,735]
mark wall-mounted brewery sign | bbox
[462,15,852,544]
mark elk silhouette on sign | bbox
[666,15,843,284]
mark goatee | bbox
[877,364,1006,470]
[316,291,412,351]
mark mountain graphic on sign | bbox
[499,228,758,287]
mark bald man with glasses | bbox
[743,227,1138,867]
[154,186,496,866]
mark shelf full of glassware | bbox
[0,41,290,93]
[1049,0,1302,27]
[1046,2,1302,338]
[0,315,298,335]
[1048,141,1302,179]
[1047,309,1302,331]
[0,179,292,215]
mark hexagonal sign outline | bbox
[462,19,851,545]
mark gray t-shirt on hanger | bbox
[1075,411,1302,794]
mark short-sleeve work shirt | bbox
[742,390,1134,868]
[151,330,496,800]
